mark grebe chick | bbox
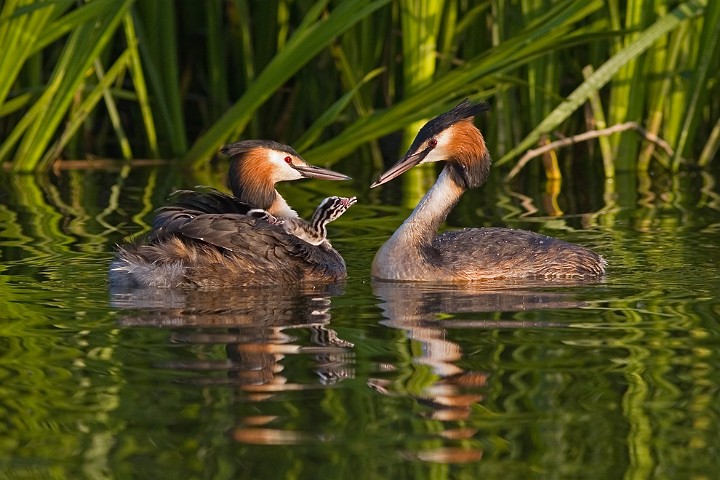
[280,196,358,246]
[370,100,606,282]
[110,140,355,288]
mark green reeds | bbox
[0,0,717,176]
[672,0,720,170]
[307,0,605,163]
[1,0,134,171]
[132,1,186,156]
[497,0,708,170]
[184,0,392,168]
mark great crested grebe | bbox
[110,140,356,288]
[370,100,606,282]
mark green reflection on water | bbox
[0,164,719,478]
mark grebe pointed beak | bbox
[294,164,352,181]
[370,147,430,188]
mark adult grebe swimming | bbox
[370,100,606,282]
[110,140,356,288]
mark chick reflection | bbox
[112,285,354,444]
[370,280,586,463]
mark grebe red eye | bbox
[428,139,437,148]
[284,156,293,164]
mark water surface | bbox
[1,164,719,479]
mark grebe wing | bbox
[170,213,270,253]
[149,189,254,242]
[161,188,252,215]
[433,227,605,278]
[174,213,342,267]
[171,213,345,283]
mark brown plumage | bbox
[371,100,606,282]
[110,140,354,288]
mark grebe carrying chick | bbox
[370,100,606,282]
[110,140,356,288]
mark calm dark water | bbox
[1,163,719,479]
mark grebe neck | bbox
[389,165,465,247]
[229,167,298,220]
[268,192,299,220]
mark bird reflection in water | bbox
[111,284,354,445]
[370,280,588,464]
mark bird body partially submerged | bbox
[371,100,606,282]
[374,225,606,282]
[110,140,354,288]
[111,213,348,288]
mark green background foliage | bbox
[0,0,718,173]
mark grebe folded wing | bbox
[174,214,346,281]
[161,188,253,215]
[432,227,607,279]
[148,188,254,243]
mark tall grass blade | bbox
[328,42,372,117]
[0,92,32,117]
[698,116,720,166]
[133,2,187,155]
[400,0,442,135]
[672,0,719,169]
[490,0,514,157]
[0,0,72,107]
[123,14,158,157]
[41,51,133,164]
[637,19,687,170]
[33,0,122,51]
[583,65,615,177]
[206,0,229,122]
[294,67,384,152]
[608,0,649,163]
[94,59,133,159]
